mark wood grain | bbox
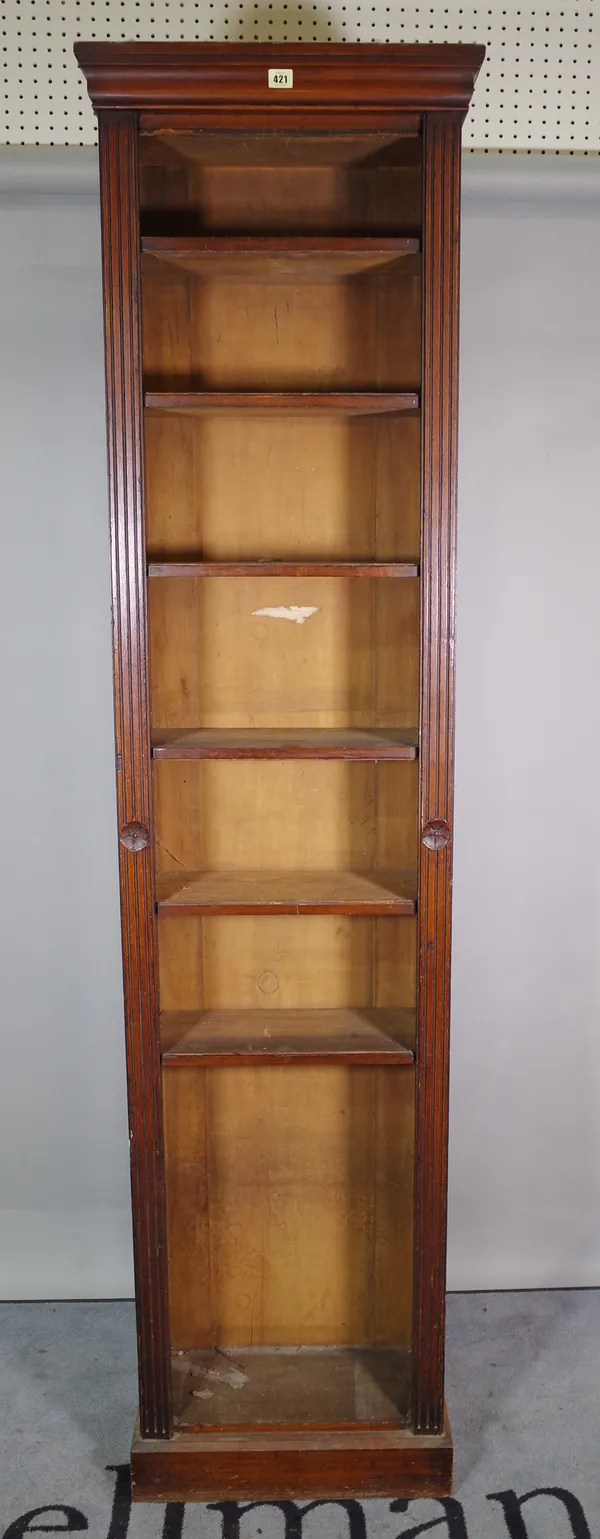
[152,758,418,878]
[130,1415,453,1501]
[75,41,485,115]
[412,114,462,1437]
[148,575,419,731]
[145,392,419,416]
[156,868,417,915]
[147,561,418,577]
[163,1063,414,1349]
[143,257,419,392]
[139,133,422,238]
[97,112,171,1439]
[172,1346,411,1429]
[142,252,421,562]
[144,413,421,563]
[157,914,418,1017]
[141,129,422,168]
[151,727,418,759]
[142,234,420,282]
[161,1007,415,1065]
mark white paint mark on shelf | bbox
[252,606,319,625]
[207,1365,249,1389]
[192,1389,214,1400]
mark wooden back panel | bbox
[142,269,421,391]
[163,1063,414,1351]
[145,414,421,562]
[153,760,418,874]
[139,130,423,236]
[148,575,419,730]
[158,914,417,1015]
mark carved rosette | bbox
[120,822,150,852]
[422,819,452,852]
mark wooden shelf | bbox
[141,235,420,282]
[156,869,417,916]
[151,727,418,760]
[144,391,419,417]
[161,1007,415,1066]
[172,1346,411,1431]
[147,559,418,578]
[138,127,422,169]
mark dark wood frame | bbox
[77,40,484,1500]
[413,112,462,1438]
[98,111,170,1441]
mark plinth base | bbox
[130,1411,453,1502]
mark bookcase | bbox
[76,41,484,1503]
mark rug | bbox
[1,1292,598,1539]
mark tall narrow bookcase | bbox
[77,41,484,1503]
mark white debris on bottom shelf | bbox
[192,1360,250,1398]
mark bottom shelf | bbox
[172,1346,411,1431]
[131,1409,453,1502]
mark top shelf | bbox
[141,235,421,283]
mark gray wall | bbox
[450,156,600,1289]
[0,151,132,1297]
[0,149,599,1298]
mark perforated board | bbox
[1,2,599,150]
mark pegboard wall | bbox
[1,2,599,150]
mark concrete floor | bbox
[1,1292,598,1538]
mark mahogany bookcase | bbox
[76,40,484,1503]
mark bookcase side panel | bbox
[413,112,462,1436]
[98,110,171,1439]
